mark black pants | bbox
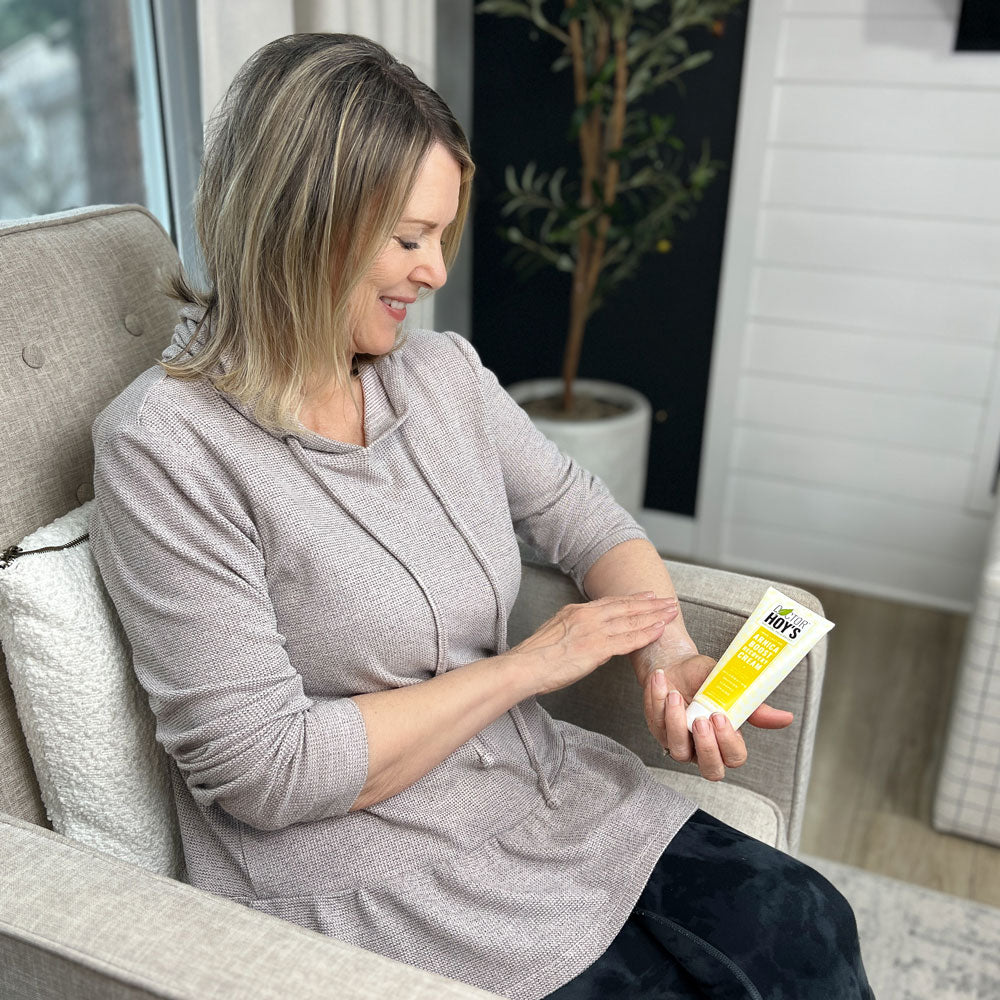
[545,810,875,1000]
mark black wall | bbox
[471,3,749,517]
[956,0,1000,51]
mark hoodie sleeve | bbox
[89,419,369,831]
[443,331,649,595]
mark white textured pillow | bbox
[0,501,184,878]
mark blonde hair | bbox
[161,33,474,434]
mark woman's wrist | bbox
[498,648,549,700]
[630,636,699,686]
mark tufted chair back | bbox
[0,204,183,826]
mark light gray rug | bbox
[803,854,1000,999]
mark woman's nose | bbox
[412,243,448,291]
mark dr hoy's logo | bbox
[762,605,811,642]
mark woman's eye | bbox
[395,237,420,251]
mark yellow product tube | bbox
[686,587,834,732]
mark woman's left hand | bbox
[642,654,794,781]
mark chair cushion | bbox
[0,501,183,877]
[646,766,788,851]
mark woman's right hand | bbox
[505,593,680,696]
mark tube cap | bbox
[685,700,714,732]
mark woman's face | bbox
[350,142,462,357]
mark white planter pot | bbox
[506,378,652,517]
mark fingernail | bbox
[653,669,666,693]
[712,713,729,731]
[667,690,681,707]
[693,717,710,735]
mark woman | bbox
[89,33,873,1000]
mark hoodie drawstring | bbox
[509,704,561,808]
[403,437,562,810]
[286,438,449,674]
[287,434,561,810]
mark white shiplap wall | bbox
[694,0,1000,611]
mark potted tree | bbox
[476,0,743,514]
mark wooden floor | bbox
[795,583,1000,908]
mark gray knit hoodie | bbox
[89,309,695,999]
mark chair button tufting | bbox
[76,482,95,503]
[22,344,45,368]
[124,313,143,336]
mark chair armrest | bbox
[510,556,827,855]
[0,813,500,1000]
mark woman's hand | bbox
[643,654,794,781]
[507,593,680,696]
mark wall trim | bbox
[695,0,783,562]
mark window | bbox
[0,0,165,222]
[0,0,204,272]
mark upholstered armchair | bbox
[0,205,827,999]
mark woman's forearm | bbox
[582,538,698,682]
[349,652,538,811]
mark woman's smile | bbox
[349,142,461,355]
[378,295,415,322]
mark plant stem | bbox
[585,30,628,301]
[564,0,599,412]
[562,5,631,411]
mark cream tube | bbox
[686,587,834,732]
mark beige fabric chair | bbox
[0,205,828,1000]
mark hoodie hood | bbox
[164,303,409,454]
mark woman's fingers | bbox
[605,603,679,637]
[708,713,748,769]
[648,673,749,779]
[604,595,677,612]
[515,596,685,695]
[664,685,694,763]
[689,716,726,780]
[644,669,668,747]
[591,598,678,657]
[644,670,695,763]
[745,703,795,729]
[689,713,748,780]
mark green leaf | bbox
[548,166,566,206]
[778,608,793,616]
[474,1,532,17]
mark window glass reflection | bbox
[0,0,145,221]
